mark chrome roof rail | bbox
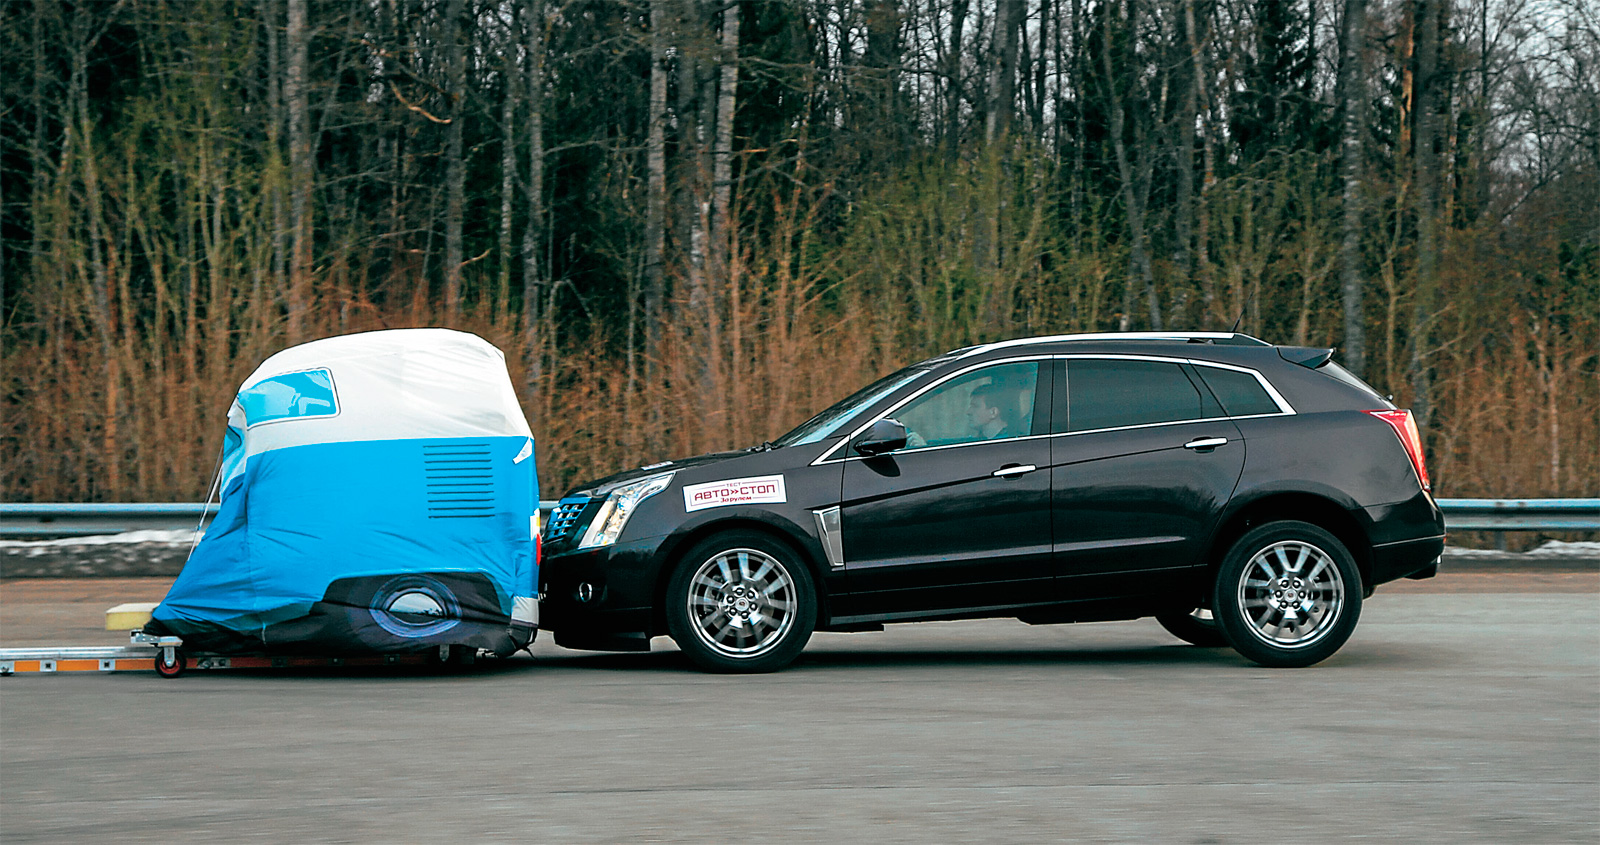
[957,332,1268,358]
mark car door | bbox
[1049,357,1244,597]
[835,359,1056,618]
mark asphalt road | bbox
[2,577,1597,843]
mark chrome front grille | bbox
[544,497,591,542]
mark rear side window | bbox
[1194,366,1283,417]
[1064,360,1204,432]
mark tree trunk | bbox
[986,0,1020,141]
[1171,0,1198,294]
[1337,0,1369,374]
[499,47,517,323]
[944,0,968,153]
[644,0,669,376]
[676,0,708,326]
[710,1,740,265]
[1103,1,1161,331]
[1031,0,1049,140]
[260,0,287,344]
[523,0,546,389]
[286,0,313,343]
[73,23,120,494]
[1410,0,1442,425]
[443,0,465,322]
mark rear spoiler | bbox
[1277,346,1335,369]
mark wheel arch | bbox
[1207,491,1374,592]
[648,517,832,636]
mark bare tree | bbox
[710,0,740,261]
[987,0,1021,141]
[1338,0,1369,373]
[1410,0,1444,424]
[1170,0,1200,305]
[443,0,466,322]
[1102,0,1162,330]
[286,0,312,342]
[523,0,547,388]
[644,0,669,374]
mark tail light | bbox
[1365,409,1431,491]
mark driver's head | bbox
[966,383,1014,436]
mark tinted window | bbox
[775,366,929,447]
[1065,360,1203,432]
[897,361,1040,449]
[1194,366,1283,417]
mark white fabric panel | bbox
[240,329,532,458]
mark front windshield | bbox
[773,366,930,447]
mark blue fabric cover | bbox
[148,330,539,656]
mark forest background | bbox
[1,0,1596,538]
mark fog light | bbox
[576,582,595,603]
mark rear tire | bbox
[666,531,817,674]
[1213,521,1362,668]
[1155,607,1229,647]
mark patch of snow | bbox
[1524,540,1600,557]
[0,529,202,548]
[1445,540,1600,557]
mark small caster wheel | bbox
[155,648,186,678]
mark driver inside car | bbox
[903,378,1027,449]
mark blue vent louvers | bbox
[423,443,495,518]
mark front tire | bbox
[666,531,817,673]
[1214,521,1363,668]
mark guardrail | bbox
[0,501,565,539]
[1432,498,1600,532]
[2,498,1596,540]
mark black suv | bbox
[540,333,1444,672]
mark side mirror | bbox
[854,419,908,456]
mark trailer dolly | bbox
[1,631,444,678]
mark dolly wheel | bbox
[154,648,187,678]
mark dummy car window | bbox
[238,369,340,426]
[896,362,1039,450]
[1064,359,1203,432]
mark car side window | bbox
[1193,365,1283,417]
[1063,359,1204,432]
[896,362,1040,450]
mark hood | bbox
[567,448,765,498]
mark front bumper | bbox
[539,535,666,652]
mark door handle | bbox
[1183,437,1229,451]
[992,464,1037,478]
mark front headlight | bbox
[577,472,675,549]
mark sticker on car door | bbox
[683,475,787,512]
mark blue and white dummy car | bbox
[143,329,540,658]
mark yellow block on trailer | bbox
[105,602,158,631]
